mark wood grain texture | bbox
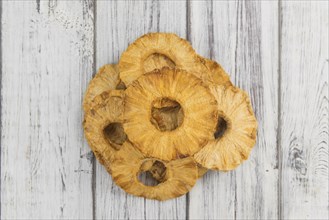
[188,1,279,219]
[280,1,329,219]
[0,1,94,218]
[1,1,328,219]
[232,1,279,219]
[95,1,187,219]
[188,1,235,219]
[0,1,2,218]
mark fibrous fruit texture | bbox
[193,85,258,170]
[124,68,218,161]
[83,33,257,200]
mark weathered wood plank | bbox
[187,1,235,219]
[280,1,329,219]
[95,1,187,219]
[233,1,279,219]
[188,1,279,219]
[0,1,94,218]
[0,0,2,218]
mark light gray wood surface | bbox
[188,1,279,219]
[95,1,187,219]
[0,1,328,219]
[280,1,329,219]
[1,1,94,219]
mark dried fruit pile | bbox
[83,33,257,201]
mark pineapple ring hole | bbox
[150,98,184,132]
[103,123,127,150]
[138,160,167,186]
[214,117,228,139]
[143,53,176,73]
[115,81,127,90]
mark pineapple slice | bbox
[83,90,126,165]
[198,56,232,87]
[119,32,230,86]
[109,142,198,201]
[124,67,218,161]
[83,64,125,112]
[194,85,258,170]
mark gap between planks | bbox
[0,0,3,218]
[277,0,283,219]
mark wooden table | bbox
[1,1,328,219]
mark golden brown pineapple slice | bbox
[84,63,207,178]
[84,90,199,200]
[150,157,208,182]
[194,85,258,170]
[119,33,233,87]
[199,57,232,87]
[83,90,127,165]
[109,142,198,201]
[119,33,199,86]
[83,64,125,112]
[124,67,218,161]
[144,53,176,73]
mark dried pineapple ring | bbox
[199,57,232,87]
[119,33,205,86]
[151,162,207,182]
[194,85,258,171]
[143,63,209,176]
[109,142,198,201]
[83,64,125,112]
[83,90,127,165]
[124,67,218,161]
[197,165,208,177]
[144,53,176,73]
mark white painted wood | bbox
[188,1,279,219]
[95,1,187,219]
[1,1,328,219]
[280,1,329,219]
[1,1,94,219]
[232,1,280,219]
[188,1,235,219]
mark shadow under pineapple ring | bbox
[123,67,219,161]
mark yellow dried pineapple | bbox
[150,159,207,181]
[144,58,231,177]
[199,57,232,87]
[144,53,176,73]
[119,33,199,86]
[109,142,198,200]
[82,32,258,201]
[83,90,127,165]
[83,64,125,112]
[84,90,198,200]
[194,85,257,170]
[83,64,206,179]
[124,67,218,161]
